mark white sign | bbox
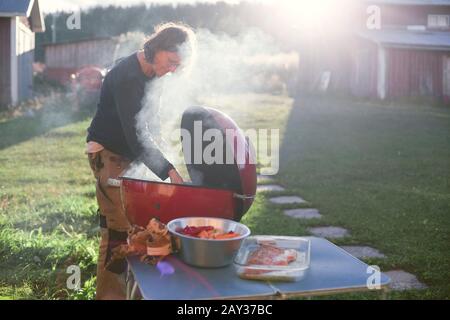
[66,265,81,291]
[366,5,381,30]
[367,265,381,290]
[67,9,81,30]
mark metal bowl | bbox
[167,217,251,268]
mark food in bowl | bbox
[167,217,251,267]
[175,225,241,239]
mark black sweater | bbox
[87,52,173,180]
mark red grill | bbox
[120,106,257,226]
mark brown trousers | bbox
[88,148,131,300]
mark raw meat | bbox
[247,244,297,266]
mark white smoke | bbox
[129,28,293,181]
[122,161,162,181]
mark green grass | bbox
[272,95,450,299]
[0,95,98,299]
[0,92,448,299]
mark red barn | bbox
[293,0,450,103]
[352,0,450,102]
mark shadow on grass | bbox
[0,105,94,151]
[10,211,99,238]
[0,248,97,299]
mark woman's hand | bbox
[168,168,184,184]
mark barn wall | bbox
[44,39,117,69]
[17,19,35,101]
[0,17,11,107]
[350,38,378,98]
[387,48,444,98]
[379,5,450,29]
[43,39,118,84]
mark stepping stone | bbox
[257,185,286,192]
[340,246,386,259]
[308,226,349,239]
[257,175,275,183]
[284,208,322,219]
[384,270,427,291]
[269,196,306,205]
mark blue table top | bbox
[127,237,390,300]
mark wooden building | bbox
[0,0,45,108]
[295,0,450,103]
[352,0,450,101]
[42,37,118,85]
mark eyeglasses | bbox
[167,57,181,69]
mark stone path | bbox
[283,208,322,219]
[257,184,286,192]
[257,174,276,183]
[307,226,349,239]
[384,270,428,291]
[269,196,306,204]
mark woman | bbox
[86,23,196,300]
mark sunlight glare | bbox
[278,0,342,31]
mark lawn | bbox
[0,92,449,299]
[276,95,450,299]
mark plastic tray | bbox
[233,235,310,282]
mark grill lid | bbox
[180,106,257,218]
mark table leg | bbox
[130,281,139,300]
[126,267,135,300]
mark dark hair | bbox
[144,23,195,63]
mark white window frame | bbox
[428,14,450,29]
[438,15,450,28]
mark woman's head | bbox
[143,22,196,76]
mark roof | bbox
[0,0,33,16]
[356,29,450,51]
[0,0,45,32]
[363,0,450,5]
